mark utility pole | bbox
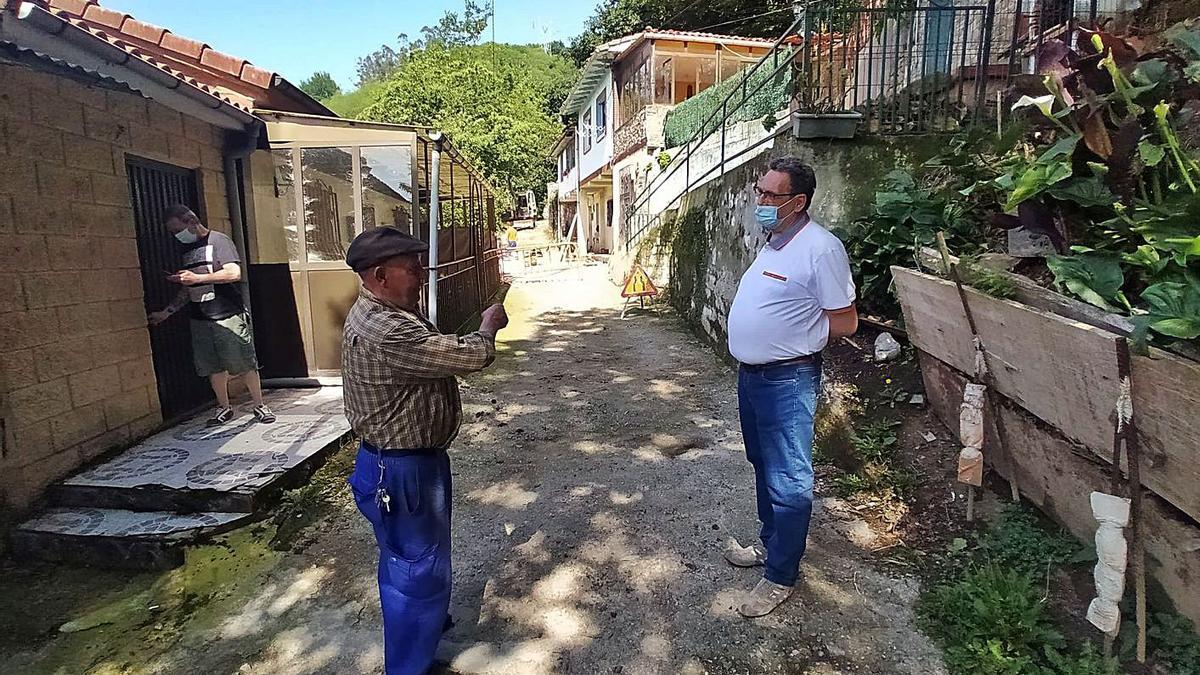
[428,132,444,325]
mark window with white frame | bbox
[595,90,607,141]
[582,110,593,153]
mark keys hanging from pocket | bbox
[377,487,391,513]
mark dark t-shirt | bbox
[180,231,244,321]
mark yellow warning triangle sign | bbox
[621,264,659,298]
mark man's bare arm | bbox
[826,304,859,339]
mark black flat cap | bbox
[345,227,429,272]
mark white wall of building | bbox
[577,72,615,181]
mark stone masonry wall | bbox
[667,134,943,361]
[0,61,233,525]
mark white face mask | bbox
[174,228,199,244]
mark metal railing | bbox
[795,3,995,134]
[623,12,806,251]
[621,0,1127,253]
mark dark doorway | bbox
[127,156,213,420]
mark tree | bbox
[356,42,405,86]
[420,0,491,47]
[299,71,341,100]
[362,44,577,207]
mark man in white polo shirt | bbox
[724,157,858,618]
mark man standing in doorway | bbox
[724,157,858,618]
[341,226,508,675]
[147,205,275,425]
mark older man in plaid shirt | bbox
[342,226,508,675]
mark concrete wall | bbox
[663,134,942,360]
[0,61,232,520]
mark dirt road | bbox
[4,261,947,675]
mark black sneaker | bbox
[253,405,276,424]
[207,407,235,426]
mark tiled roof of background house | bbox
[41,0,331,115]
[641,28,775,45]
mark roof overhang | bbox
[2,2,258,131]
[559,49,616,118]
[550,127,575,156]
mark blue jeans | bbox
[737,356,822,587]
[348,443,452,675]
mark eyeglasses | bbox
[753,186,801,201]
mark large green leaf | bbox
[1139,281,1200,339]
[1166,22,1200,58]
[1005,161,1073,212]
[1186,62,1200,84]
[1037,134,1082,164]
[1046,176,1115,207]
[1138,140,1166,166]
[1046,254,1130,312]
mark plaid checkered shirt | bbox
[342,289,495,450]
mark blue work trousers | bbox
[737,356,822,587]
[348,443,452,675]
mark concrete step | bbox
[10,387,351,570]
[10,508,252,570]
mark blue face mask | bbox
[174,228,199,244]
[754,205,780,232]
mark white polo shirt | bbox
[727,220,856,365]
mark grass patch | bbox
[918,505,1119,675]
[1140,612,1200,675]
[269,436,358,551]
[831,419,918,501]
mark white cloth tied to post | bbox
[957,383,987,487]
[1087,491,1131,635]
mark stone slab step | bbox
[50,388,350,513]
[10,508,253,570]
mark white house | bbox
[553,29,773,254]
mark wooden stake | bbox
[966,486,975,522]
[1115,338,1148,663]
[1010,476,1020,502]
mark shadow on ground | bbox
[0,268,946,675]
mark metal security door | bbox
[127,157,213,420]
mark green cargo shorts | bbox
[190,312,259,377]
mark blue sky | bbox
[102,1,591,89]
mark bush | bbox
[662,59,792,148]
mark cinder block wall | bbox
[0,61,233,523]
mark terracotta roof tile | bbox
[159,32,206,59]
[122,18,166,44]
[81,3,123,29]
[59,18,253,114]
[240,63,273,89]
[199,48,245,78]
[42,0,329,115]
[49,0,90,15]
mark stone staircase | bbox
[10,387,350,569]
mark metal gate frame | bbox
[126,155,213,420]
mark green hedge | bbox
[662,58,792,148]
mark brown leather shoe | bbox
[724,540,767,568]
[737,578,793,618]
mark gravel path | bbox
[11,262,947,675]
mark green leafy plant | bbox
[838,169,981,315]
[918,507,1113,675]
[972,22,1200,350]
[831,419,917,500]
[656,150,672,171]
[919,565,1065,673]
[1046,253,1131,312]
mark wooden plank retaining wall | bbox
[892,266,1200,526]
